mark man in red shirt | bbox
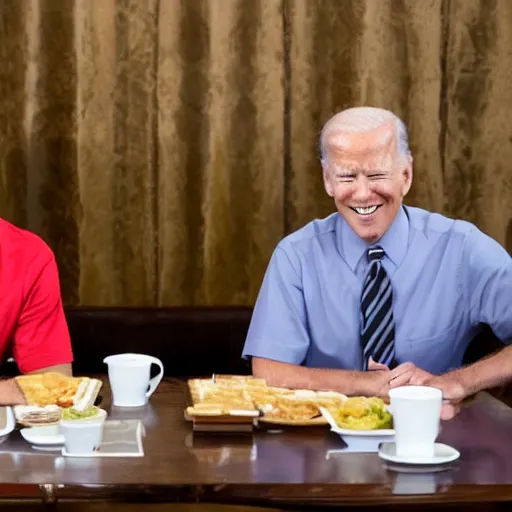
[0,219,73,404]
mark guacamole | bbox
[62,406,99,420]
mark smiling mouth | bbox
[349,205,382,216]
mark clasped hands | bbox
[367,358,466,420]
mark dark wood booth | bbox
[64,306,503,378]
[0,306,506,394]
[64,306,511,407]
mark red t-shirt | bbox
[0,218,73,373]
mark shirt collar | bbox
[339,205,410,271]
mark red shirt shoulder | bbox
[0,219,73,373]
[0,218,53,266]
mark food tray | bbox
[185,375,350,427]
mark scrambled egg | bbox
[330,396,392,430]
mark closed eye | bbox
[336,174,356,182]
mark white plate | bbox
[31,444,63,452]
[378,442,460,465]
[20,425,65,446]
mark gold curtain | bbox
[0,0,510,307]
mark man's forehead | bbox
[324,124,396,157]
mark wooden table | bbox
[1,378,512,510]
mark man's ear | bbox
[401,154,413,197]
[322,159,334,197]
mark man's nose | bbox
[352,177,372,201]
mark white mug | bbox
[103,353,164,407]
[389,385,442,459]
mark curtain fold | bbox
[0,1,28,229]
[0,0,510,307]
[156,0,284,306]
[443,0,512,244]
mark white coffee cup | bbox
[103,353,164,407]
[60,408,107,454]
[389,385,442,459]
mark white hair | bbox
[319,106,410,163]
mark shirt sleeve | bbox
[463,225,512,343]
[242,242,310,364]
[13,250,74,373]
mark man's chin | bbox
[342,217,383,243]
[350,222,384,243]
[359,231,382,244]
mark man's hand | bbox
[370,359,466,420]
[363,358,416,398]
[399,365,433,387]
[402,368,466,420]
[427,374,467,402]
[417,373,467,420]
[368,358,434,389]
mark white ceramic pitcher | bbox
[104,353,164,407]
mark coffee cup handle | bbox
[146,357,164,399]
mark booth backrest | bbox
[67,307,253,377]
[0,308,505,393]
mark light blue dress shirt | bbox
[242,205,512,374]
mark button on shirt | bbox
[242,206,512,374]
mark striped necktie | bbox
[360,246,396,370]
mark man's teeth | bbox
[354,206,378,215]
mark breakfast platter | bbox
[13,372,103,427]
[186,375,354,430]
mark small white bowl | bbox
[320,407,395,452]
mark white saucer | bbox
[378,442,460,465]
[20,425,64,446]
[31,444,63,452]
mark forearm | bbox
[27,363,72,376]
[252,357,372,396]
[0,379,26,405]
[450,345,512,397]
